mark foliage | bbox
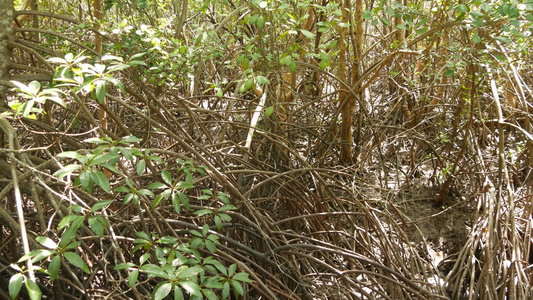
[2,0,533,298]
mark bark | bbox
[0,0,14,108]
[339,0,351,163]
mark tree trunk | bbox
[339,0,354,163]
[0,0,14,108]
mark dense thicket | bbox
[0,0,532,299]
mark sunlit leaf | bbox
[53,164,81,179]
[95,81,106,104]
[91,200,113,212]
[300,29,315,39]
[36,236,58,249]
[136,159,146,175]
[153,282,172,300]
[9,273,24,299]
[129,269,139,287]
[180,281,201,296]
[25,278,41,300]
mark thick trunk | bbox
[0,0,14,108]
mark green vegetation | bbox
[0,0,532,298]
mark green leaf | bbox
[49,255,61,281]
[95,81,106,104]
[472,34,481,43]
[158,236,178,244]
[141,264,170,278]
[25,278,41,300]
[57,214,77,231]
[178,266,203,279]
[79,171,92,192]
[53,164,81,179]
[26,249,55,263]
[256,75,270,85]
[57,151,79,159]
[172,193,181,214]
[94,171,110,192]
[101,163,122,175]
[248,14,259,25]
[287,61,295,73]
[220,213,232,222]
[122,135,141,143]
[472,17,483,27]
[396,24,407,30]
[137,189,154,197]
[233,272,251,282]
[180,281,202,296]
[265,106,274,117]
[205,240,217,253]
[179,192,190,210]
[94,215,109,228]
[64,252,91,274]
[159,170,172,185]
[177,181,194,189]
[91,200,113,212]
[114,262,137,270]
[416,18,428,28]
[101,54,123,62]
[416,27,428,34]
[46,95,67,108]
[83,137,105,144]
[28,81,41,94]
[194,209,213,216]
[140,253,151,265]
[244,78,254,92]
[65,241,80,250]
[89,217,104,237]
[228,263,237,276]
[136,159,146,175]
[445,69,455,77]
[151,194,164,210]
[135,231,151,241]
[300,30,315,39]
[231,279,244,296]
[214,215,222,230]
[202,224,209,236]
[9,273,23,300]
[115,186,130,193]
[222,281,230,299]
[147,182,167,189]
[36,236,57,249]
[90,153,118,167]
[257,16,265,29]
[59,215,85,246]
[215,87,223,97]
[22,100,35,118]
[154,282,172,300]
[203,289,218,300]
[494,54,506,62]
[494,36,511,43]
[129,269,139,287]
[175,286,185,300]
